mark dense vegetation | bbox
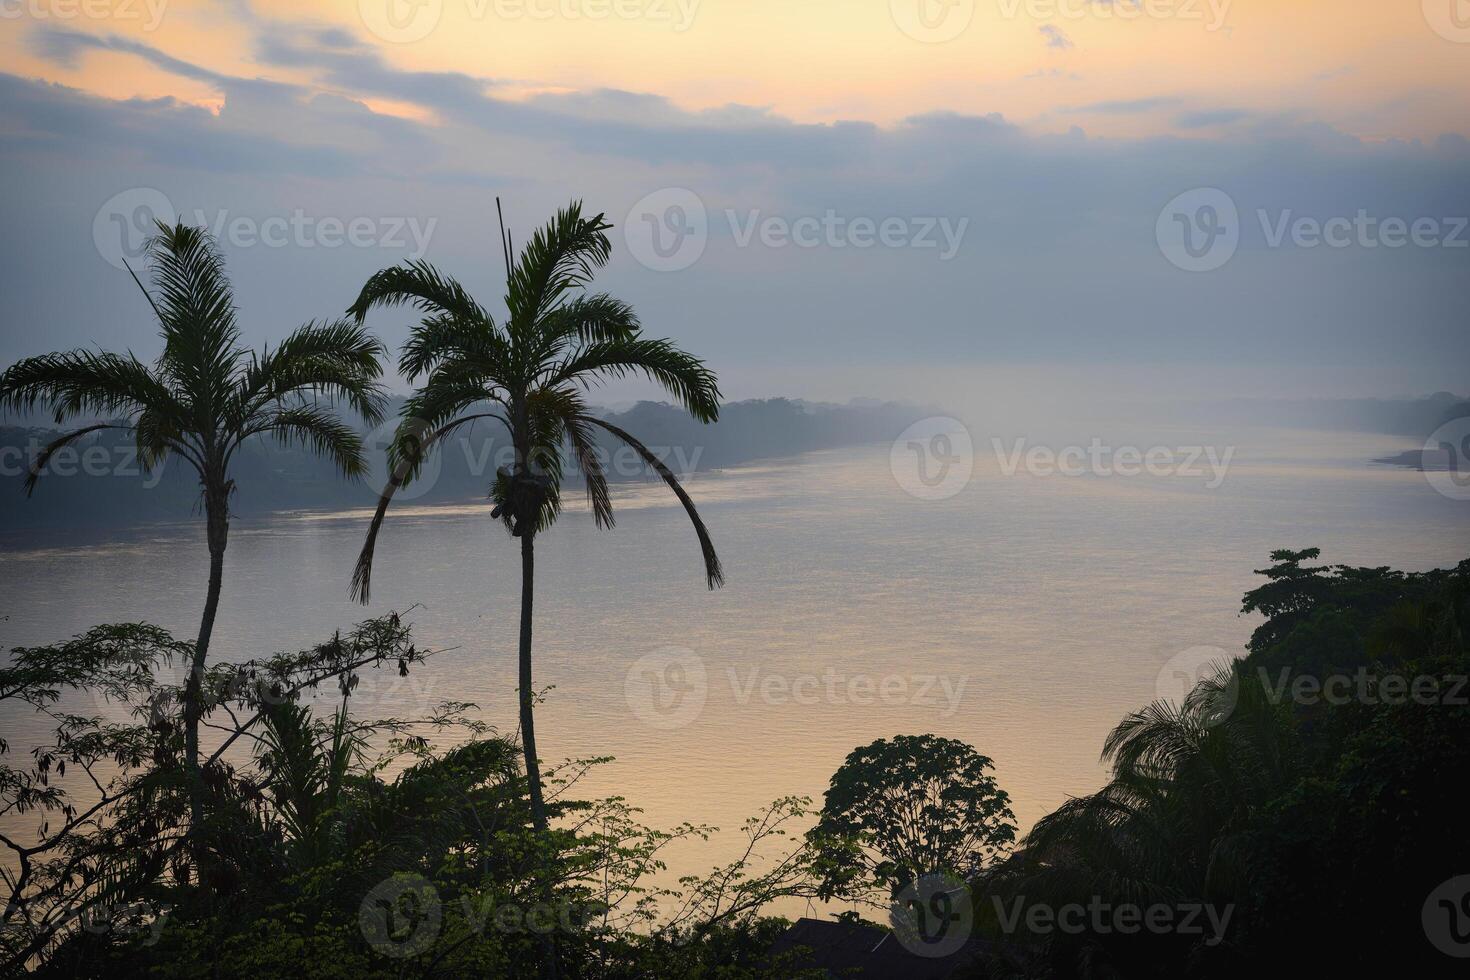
[0,615,828,977]
[5,549,1464,976]
[973,548,1470,976]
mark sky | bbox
[0,0,1467,413]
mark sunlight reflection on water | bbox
[2,427,1466,916]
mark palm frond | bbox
[586,416,723,588]
[21,423,127,495]
[0,349,176,425]
[391,378,509,484]
[346,260,492,327]
[525,386,611,528]
[402,358,511,426]
[504,201,613,327]
[536,293,640,353]
[238,319,388,426]
[350,413,503,603]
[398,311,511,384]
[351,478,402,606]
[1102,699,1208,777]
[145,222,243,406]
[133,405,199,473]
[255,406,370,479]
[565,413,612,529]
[552,338,721,423]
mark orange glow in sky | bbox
[0,0,1466,140]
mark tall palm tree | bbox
[347,200,723,833]
[0,222,388,836]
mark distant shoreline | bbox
[0,445,859,548]
[1372,447,1454,472]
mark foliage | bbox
[1,617,824,978]
[0,221,388,859]
[346,200,722,603]
[0,222,387,504]
[345,199,723,843]
[809,733,1017,901]
[0,613,443,971]
[975,551,1470,977]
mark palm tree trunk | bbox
[518,532,561,980]
[519,532,548,832]
[185,484,228,862]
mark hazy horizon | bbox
[2,2,1468,410]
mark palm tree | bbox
[0,222,388,837]
[347,200,723,833]
[978,662,1297,971]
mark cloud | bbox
[1039,25,1074,50]
[32,27,239,88]
[2,12,1468,397]
[1175,108,1250,129]
[1067,97,1182,115]
[0,73,370,177]
[29,21,876,169]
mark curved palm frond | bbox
[0,349,179,425]
[350,412,507,604]
[398,311,511,384]
[236,319,388,427]
[522,386,611,528]
[346,260,492,327]
[133,404,202,473]
[20,423,126,495]
[392,373,510,483]
[1101,700,1206,777]
[405,357,512,423]
[535,293,640,354]
[585,416,724,589]
[0,349,194,489]
[253,406,370,479]
[552,338,721,423]
[564,414,612,530]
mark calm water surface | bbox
[2,425,1467,912]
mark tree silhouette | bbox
[346,200,723,833]
[0,222,387,844]
[810,734,1016,900]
